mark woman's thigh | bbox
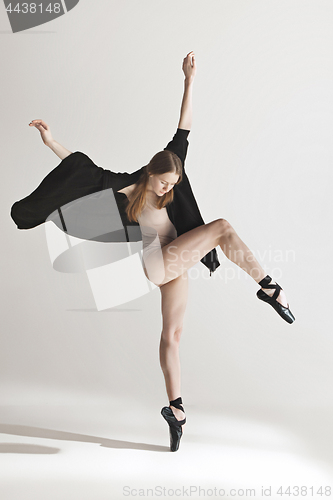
[144,219,225,286]
[160,271,189,336]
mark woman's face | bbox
[149,172,179,196]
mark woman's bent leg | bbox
[146,219,226,286]
[148,218,264,286]
[218,226,288,307]
[159,271,188,428]
[147,218,288,307]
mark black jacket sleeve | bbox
[164,128,190,168]
[10,152,107,230]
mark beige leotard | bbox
[137,200,177,281]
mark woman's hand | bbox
[182,51,196,82]
[29,119,72,160]
[29,119,54,146]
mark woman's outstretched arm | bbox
[178,51,196,130]
[29,119,72,160]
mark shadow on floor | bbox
[0,443,60,454]
[0,424,168,452]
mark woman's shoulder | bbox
[116,183,137,198]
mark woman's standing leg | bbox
[159,271,188,429]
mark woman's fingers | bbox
[29,119,49,130]
[29,120,47,128]
[28,119,53,146]
[181,51,196,81]
[183,51,195,67]
[182,52,196,79]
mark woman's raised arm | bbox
[29,119,72,160]
[178,51,196,131]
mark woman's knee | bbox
[214,218,234,238]
[161,326,183,344]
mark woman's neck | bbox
[145,187,159,206]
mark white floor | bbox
[1,401,333,500]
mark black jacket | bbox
[11,128,220,276]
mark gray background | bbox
[1,1,333,498]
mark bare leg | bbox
[155,221,289,433]
[217,228,288,307]
[145,218,288,307]
[159,271,188,430]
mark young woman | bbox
[11,51,295,453]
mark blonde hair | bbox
[126,150,183,223]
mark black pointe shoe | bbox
[257,275,295,324]
[161,396,186,452]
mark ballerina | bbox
[11,51,295,453]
